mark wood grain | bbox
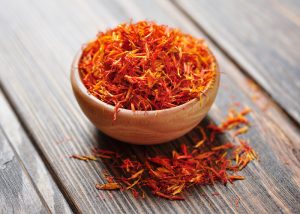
[174,0,300,124]
[0,91,73,213]
[0,128,50,213]
[0,0,299,213]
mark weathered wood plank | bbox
[123,0,300,149]
[0,128,50,214]
[0,91,73,213]
[174,0,300,124]
[0,0,299,213]
[122,0,300,165]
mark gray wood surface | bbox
[174,0,300,124]
[0,128,49,214]
[0,0,299,213]
[0,91,72,213]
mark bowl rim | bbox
[71,48,219,116]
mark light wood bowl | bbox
[71,50,220,145]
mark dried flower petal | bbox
[96,183,121,190]
[70,154,97,161]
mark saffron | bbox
[71,105,257,200]
[78,21,217,119]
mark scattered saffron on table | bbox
[78,21,217,119]
[70,106,257,200]
[234,196,240,208]
[70,154,97,161]
[212,192,220,196]
[95,183,121,190]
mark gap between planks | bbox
[0,127,51,213]
[0,85,79,214]
[0,0,298,212]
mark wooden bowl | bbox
[71,50,220,145]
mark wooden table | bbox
[0,0,299,213]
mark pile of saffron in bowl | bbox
[78,21,217,118]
